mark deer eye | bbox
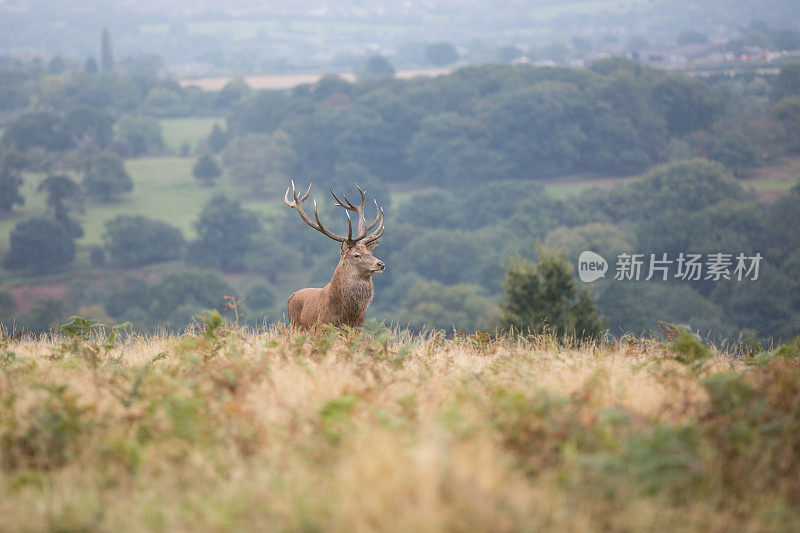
[353,253,361,258]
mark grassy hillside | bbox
[1,324,798,531]
[160,118,224,153]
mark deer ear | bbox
[365,239,380,252]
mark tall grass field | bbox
[1,321,798,531]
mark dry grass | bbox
[0,324,798,531]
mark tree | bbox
[222,132,297,194]
[58,106,114,149]
[627,158,745,219]
[774,29,800,51]
[771,64,800,102]
[103,276,149,318]
[597,282,734,340]
[363,55,395,76]
[500,252,602,340]
[101,28,114,71]
[3,216,76,273]
[0,290,16,328]
[1,111,67,151]
[652,75,720,135]
[21,298,67,334]
[147,270,235,328]
[397,280,498,332]
[0,159,24,213]
[37,175,83,237]
[246,282,276,312]
[425,42,458,66]
[771,97,800,153]
[187,194,261,271]
[392,229,481,285]
[207,124,228,153]
[83,151,133,201]
[193,155,222,186]
[544,222,633,263]
[216,78,251,108]
[677,30,709,45]
[48,55,66,74]
[103,215,185,266]
[497,45,525,63]
[84,56,98,73]
[331,162,390,209]
[115,115,164,157]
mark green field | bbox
[160,117,224,153]
[541,175,637,200]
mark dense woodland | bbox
[1,54,800,341]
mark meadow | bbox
[0,321,798,531]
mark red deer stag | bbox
[284,181,385,329]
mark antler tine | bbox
[364,219,384,246]
[284,180,313,207]
[330,188,356,210]
[363,207,384,245]
[287,181,383,247]
[365,200,381,232]
[331,183,368,236]
[345,212,354,241]
[284,181,347,243]
[310,199,348,243]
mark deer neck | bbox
[328,261,374,317]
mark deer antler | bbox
[285,181,384,246]
[330,183,383,246]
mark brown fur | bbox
[288,242,384,329]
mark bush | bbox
[103,215,185,267]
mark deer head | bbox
[284,180,385,277]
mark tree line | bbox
[1,57,800,339]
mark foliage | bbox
[103,215,185,267]
[101,28,114,71]
[58,105,113,149]
[425,41,459,66]
[396,280,497,331]
[362,55,395,76]
[0,157,25,213]
[146,270,235,329]
[37,175,84,237]
[3,216,76,273]
[1,111,67,151]
[771,64,800,102]
[83,151,133,201]
[187,194,261,272]
[221,131,297,193]
[771,97,800,153]
[114,115,165,157]
[652,75,720,135]
[206,123,229,153]
[500,252,602,339]
[192,154,222,185]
